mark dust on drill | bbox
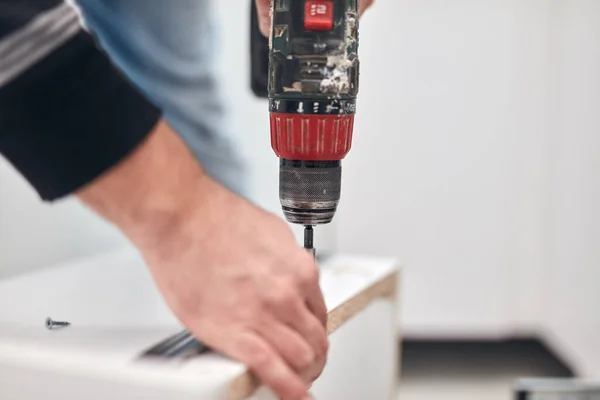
[268,0,360,259]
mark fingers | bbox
[256,319,316,374]
[297,255,328,328]
[312,355,327,382]
[232,331,310,400]
[359,0,375,16]
[261,264,329,375]
[305,281,328,329]
[294,255,330,356]
[268,294,329,360]
[255,0,271,37]
[255,320,327,390]
[303,355,328,385]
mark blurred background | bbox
[1,0,599,399]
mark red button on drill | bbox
[304,0,334,32]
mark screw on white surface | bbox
[45,317,71,330]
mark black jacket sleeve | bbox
[0,1,161,201]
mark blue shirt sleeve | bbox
[75,0,246,196]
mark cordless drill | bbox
[267,0,360,257]
[141,0,361,361]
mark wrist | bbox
[122,172,209,254]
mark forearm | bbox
[77,119,212,251]
[0,1,222,260]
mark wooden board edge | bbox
[326,270,399,335]
[227,269,400,400]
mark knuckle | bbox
[275,377,308,400]
[266,281,297,307]
[295,348,316,371]
[310,323,329,356]
[310,357,327,382]
[299,262,318,284]
[236,333,275,369]
[251,349,276,370]
[285,337,316,371]
[296,256,318,284]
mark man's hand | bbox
[78,120,328,400]
[146,177,328,399]
[256,0,375,37]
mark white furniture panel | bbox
[0,249,399,399]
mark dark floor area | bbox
[402,339,574,379]
[398,339,574,400]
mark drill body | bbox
[268,0,360,252]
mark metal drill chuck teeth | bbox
[279,159,342,226]
[45,317,71,330]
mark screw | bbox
[45,317,71,330]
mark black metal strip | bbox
[140,330,208,359]
[269,98,356,114]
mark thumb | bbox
[256,0,272,37]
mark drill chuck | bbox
[279,159,341,225]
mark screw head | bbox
[45,317,54,330]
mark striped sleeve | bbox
[0,1,161,201]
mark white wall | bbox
[541,0,600,376]
[333,0,600,374]
[337,0,555,337]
